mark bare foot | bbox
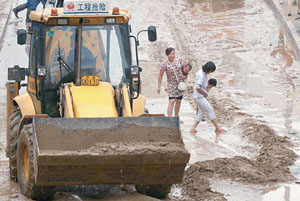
[190,129,197,133]
[215,128,225,134]
[215,135,220,143]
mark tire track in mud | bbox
[161,4,200,74]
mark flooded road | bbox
[139,0,300,200]
[1,0,300,200]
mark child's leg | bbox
[204,100,223,133]
[211,119,221,132]
[190,120,200,132]
[190,98,204,132]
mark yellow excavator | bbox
[6,0,190,200]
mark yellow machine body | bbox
[6,3,190,198]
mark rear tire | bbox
[8,109,22,181]
[17,125,55,200]
[135,184,171,199]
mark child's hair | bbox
[202,61,216,73]
[208,78,217,86]
[166,47,175,56]
[184,63,192,70]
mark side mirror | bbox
[148,26,157,42]
[17,29,27,45]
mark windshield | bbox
[44,24,131,88]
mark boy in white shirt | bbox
[190,62,224,134]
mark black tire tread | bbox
[8,108,21,181]
[18,125,55,200]
[135,184,171,199]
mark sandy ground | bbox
[1,0,300,201]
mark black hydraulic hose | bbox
[58,40,63,81]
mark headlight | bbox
[105,17,116,24]
[58,18,68,25]
[131,66,139,75]
[37,66,47,80]
[130,65,142,78]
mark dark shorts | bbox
[169,96,183,100]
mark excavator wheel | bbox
[8,109,22,181]
[135,184,171,199]
[17,124,55,201]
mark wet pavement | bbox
[1,0,300,200]
[0,0,12,49]
[268,0,300,60]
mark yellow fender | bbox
[13,92,36,116]
[121,86,146,117]
[133,93,146,117]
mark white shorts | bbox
[195,97,216,122]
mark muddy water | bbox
[262,184,300,201]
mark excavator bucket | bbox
[32,117,190,186]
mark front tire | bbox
[8,109,22,181]
[135,184,171,199]
[17,124,55,200]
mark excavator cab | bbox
[6,1,190,200]
[16,7,153,117]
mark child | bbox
[207,78,217,92]
[196,78,216,122]
[190,65,224,134]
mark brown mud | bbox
[0,0,300,200]
[178,95,298,200]
[42,142,188,156]
[85,142,187,155]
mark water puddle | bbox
[211,180,300,201]
[146,98,254,165]
[262,184,300,201]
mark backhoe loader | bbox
[6,0,190,200]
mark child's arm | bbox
[196,87,208,97]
